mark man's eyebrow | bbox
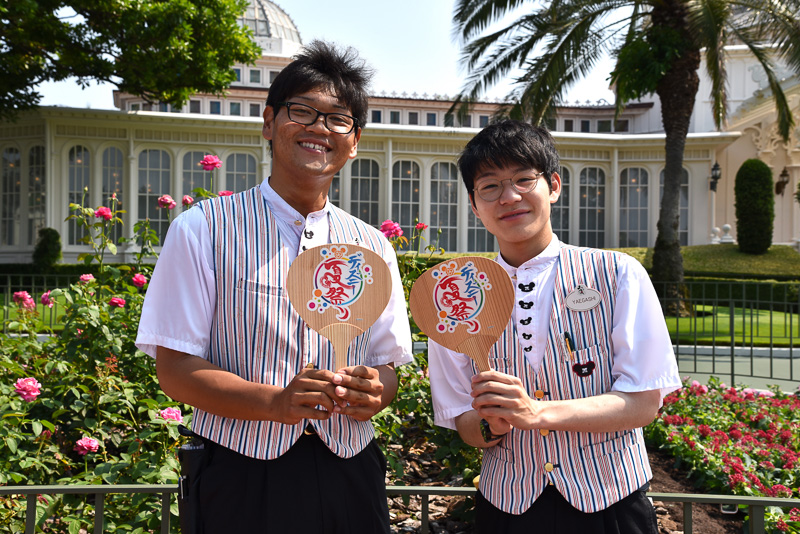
[476,166,531,180]
[292,95,350,112]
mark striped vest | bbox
[478,244,652,514]
[192,186,390,460]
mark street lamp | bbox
[709,162,721,192]
[775,167,790,195]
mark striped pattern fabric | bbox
[478,244,652,514]
[192,186,390,460]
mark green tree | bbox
[734,159,774,254]
[451,0,800,308]
[0,0,261,120]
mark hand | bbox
[331,365,385,422]
[272,367,339,425]
[471,370,540,431]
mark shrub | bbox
[31,228,62,270]
[734,159,774,255]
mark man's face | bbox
[471,165,561,254]
[262,88,361,182]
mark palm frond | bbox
[688,0,730,130]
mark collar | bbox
[496,234,561,278]
[260,177,331,226]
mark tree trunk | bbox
[652,2,700,317]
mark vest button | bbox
[294,220,302,226]
[534,390,545,399]
[544,462,554,472]
[540,429,549,436]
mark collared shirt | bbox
[428,235,682,430]
[136,178,413,368]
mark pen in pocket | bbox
[564,332,576,360]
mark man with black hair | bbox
[137,40,412,533]
[427,120,681,533]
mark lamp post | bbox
[709,162,721,244]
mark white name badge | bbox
[565,285,602,311]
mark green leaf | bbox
[7,437,17,453]
[32,421,43,436]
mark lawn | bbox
[667,305,799,346]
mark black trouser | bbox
[194,431,391,533]
[477,483,658,534]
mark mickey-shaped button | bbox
[523,346,532,352]
[518,282,535,292]
[520,317,532,325]
[572,361,596,377]
[519,301,533,309]
[522,333,532,340]
[303,229,314,239]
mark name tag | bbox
[565,285,602,311]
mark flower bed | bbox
[646,377,800,533]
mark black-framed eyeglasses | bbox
[275,101,359,134]
[473,171,545,202]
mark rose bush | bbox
[646,377,800,533]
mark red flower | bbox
[94,206,112,220]
[415,222,428,231]
[182,195,194,207]
[109,297,126,308]
[199,154,222,171]
[217,190,233,197]
[157,195,176,209]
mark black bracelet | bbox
[480,419,507,442]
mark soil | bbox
[388,446,744,534]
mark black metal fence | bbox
[2,484,798,534]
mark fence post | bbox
[25,494,36,534]
[420,493,429,533]
[730,300,736,386]
[94,493,104,533]
[683,501,693,534]
[749,504,765,534]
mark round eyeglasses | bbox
[473,171,545,201]
[276,101,359,134]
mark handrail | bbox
[2,484,799,534]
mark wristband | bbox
[480,418,507,442]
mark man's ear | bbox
[348,127,361,159]
[262,105,275,141]
[470,194,480,219]
[549,171,562,203]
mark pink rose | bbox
[41,290,53,308]
[21,298,35,311]
[14,377,42,402]
[132,274,147,288]
[415,222,428,231]
[159,407,182,423]
[218,190,233,197]
[79,274,95,283]
[13,291,31,304]
[182,195,194,207]
[199,154,222,171]
[74,437,99,456]
[109,297,126,308]
[94,207,112,220]
[157,195,176,209]
[380,220,403,239]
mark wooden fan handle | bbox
[456,335,498,373]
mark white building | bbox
[1,0,798,264]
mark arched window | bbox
[467,208,495,252]
[1,147,21,246]
[183,151,212,197]
[226,153,257,192]
[138,149,171,243]
[619,167,649,247]
[551,166,570,243]
[579,167,606,248]
[68,145,91,245]
[102,147,124,243]
[350,159,380,226]
[430,162,459,251]
[391,160,420,243]
[660,169,689,246]
[28,146,46,246]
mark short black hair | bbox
[458,120,560,201]
[265,40,373,128]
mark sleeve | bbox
[427,340,477,430]
[135,207,217,359]
[363,239,413,368]
[609,255,683,403]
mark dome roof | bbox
[239,0,302,45]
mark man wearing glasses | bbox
[137,40,412,532]
[427,120,681,533]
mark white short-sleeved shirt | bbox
[428,235,682,430]
[136,179,413,368]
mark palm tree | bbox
[452,0,800,310]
